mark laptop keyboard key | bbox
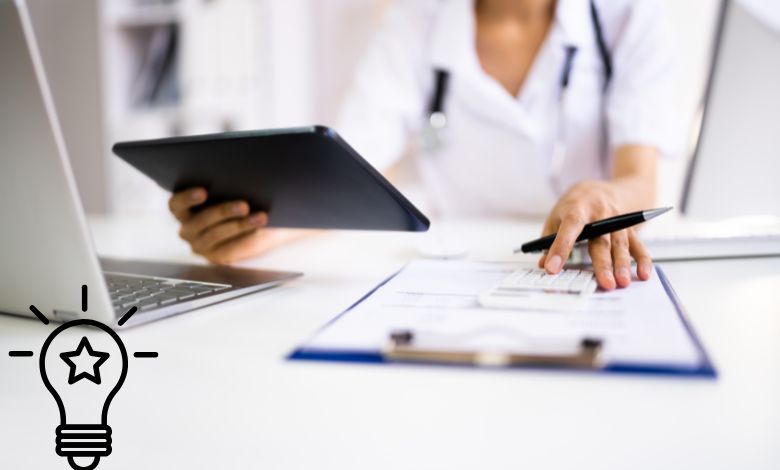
[139,302,159,311]
[175,292,196,300]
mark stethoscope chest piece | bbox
[420,69,451,155]
[420,110,447,155]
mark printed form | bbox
[298,260,706,370]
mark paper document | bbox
[294,260,712,373]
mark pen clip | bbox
[384,330,603,369]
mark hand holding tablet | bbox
[113,126,429,231]
[113,126,430,263]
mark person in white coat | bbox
[168,0,678,291]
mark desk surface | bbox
[1,215,779,470]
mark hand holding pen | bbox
[520,184,671,291]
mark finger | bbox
[537,217,557,268]
[180,200,250,240]
[628,230,653,281]
[169,188,207,222]
[193,213,268,252]
[544,213,586,274]
[540,216,558,236]
[588,235,616,290]
[610,230,632,288]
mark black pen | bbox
[515,207,672,254]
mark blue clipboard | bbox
[289,266,717,378]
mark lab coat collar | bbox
[429,0,475,72]
[425,0,591,135]
[520,0,592,107]
[555,0,592,49]
[427,0,540,135]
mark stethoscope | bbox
[421,0,613,191]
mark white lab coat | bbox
[337,0,679,217]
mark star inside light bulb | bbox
[39,320,128,470]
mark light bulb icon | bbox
[39,319,128,470]
[9,286,158,468]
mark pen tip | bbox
[644,206,673,220]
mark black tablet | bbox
[112,126,429,231]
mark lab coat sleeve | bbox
[605,0,681,158]
[335,1,432,172]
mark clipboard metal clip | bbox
[384,330,604,369]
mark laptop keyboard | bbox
[106,273,231,315]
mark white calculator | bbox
[478,267,598,311]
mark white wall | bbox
[309,0,386,125]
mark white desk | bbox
[2,215,779,470]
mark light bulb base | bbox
[56,424,112,458]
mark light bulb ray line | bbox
[9,350,34,357]
[133,352,158,358]
[29,304,49,324]
[82,284,88,312]
[117,306,137,326]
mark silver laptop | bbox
[681,0,780,219]
[642,0,780,262]
[0,0,300,327]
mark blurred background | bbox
[29,0,721,216]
